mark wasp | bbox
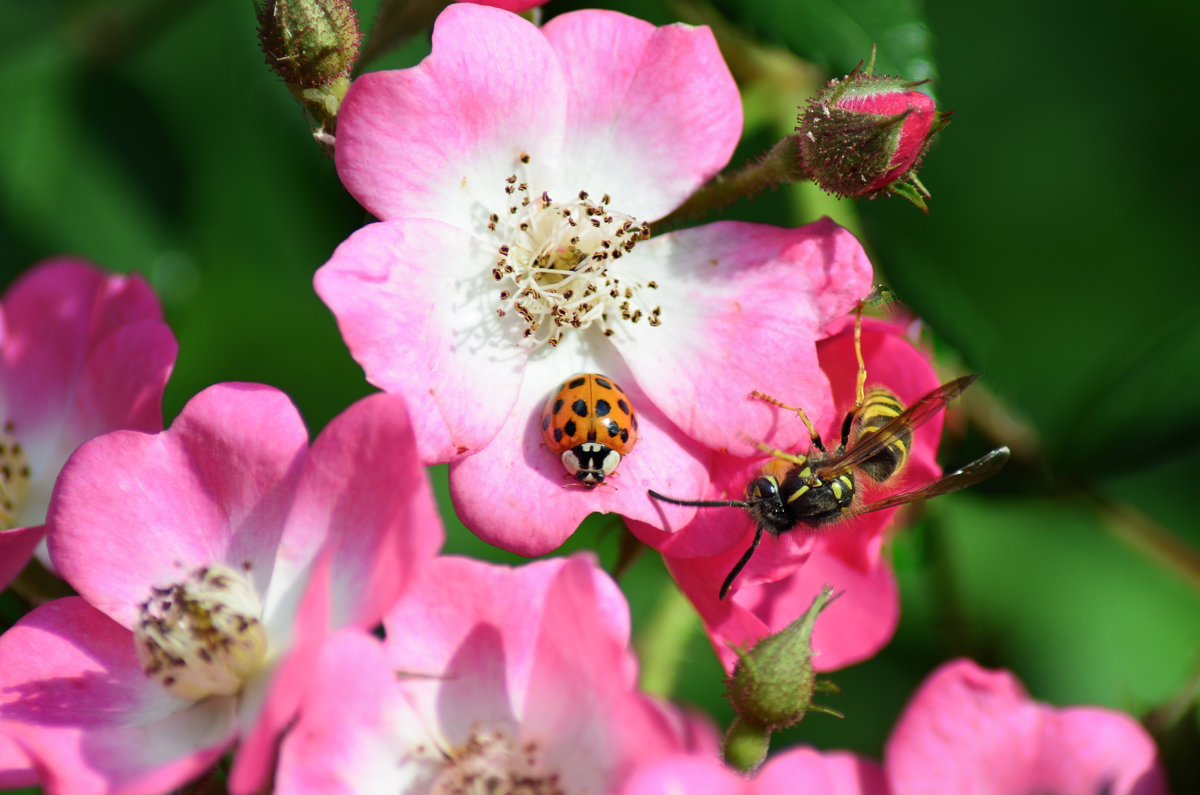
[649,305,1010,599]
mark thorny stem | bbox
[650,137,809,233]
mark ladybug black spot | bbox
[553,398,564,415]
[568,376,586,389]
[541,415,550,431]
[620,428,630,443]
[572,399,588,418]
[553,428,564,442]
[594,377,613,389]
[630,414,639,431]
[594,399,611,417]
[617,399,630,415]
[606,420,620,437]
[563,419,577,437]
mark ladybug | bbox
[540,373,639,486]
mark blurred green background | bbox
[2,0,1198,789]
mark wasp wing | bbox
[857,446,1010,515]
[814,375,978,480]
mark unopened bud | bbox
[797,57,951,211]
[255,0,361,147]
[722,585,843,771]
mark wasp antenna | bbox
[647,489,750,509]
[719,524,765,600]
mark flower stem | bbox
[650,137,809,233]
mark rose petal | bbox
[47,383,308,627]
[0,598,237,795]
[334,4,567,228]
[315,219,529,463]
[885,659,1167,795]
[265,392,443,630]
[274,629,429,795]
[541,11,742,221]
[616,219,873,457]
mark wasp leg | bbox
[750,390,825,453]
[853,299,868,410]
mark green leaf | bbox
[712,0,939,83]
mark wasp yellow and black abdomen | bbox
[540,373,638,486]
[852,387,911,482]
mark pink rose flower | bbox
[275,555,715,793]
[316,3,873,555]
[0,258,176,591]
[0,385,442,794]
[655,317,941,670]
[886,658,1167,795]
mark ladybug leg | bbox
[750,390,826,453]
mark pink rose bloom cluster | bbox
[0,4,1171,794]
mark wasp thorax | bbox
[429,725,562,795]
[135,563,267,701]
[0,421,31,531]
[490,157,660,350]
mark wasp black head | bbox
[744,476,793,535]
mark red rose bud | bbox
[255,0,361,147]
[798,64,952,211]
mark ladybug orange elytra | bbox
[540,373,639,486]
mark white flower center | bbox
[135,563,267,701]
[430,725,561,795]
[489,155,661,350]
[0,422,31,531]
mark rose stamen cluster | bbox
[135,563,268,700]
[490,156,658,349]
[0,422,31,530]
[430,726,561,794]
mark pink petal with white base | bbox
[375,557,690,792]
[449,354,707,556]
[519,558,684,789]
[232,394,443,795]
[886,659,1167,795]
[617,219,873,457]
[540,11,741,221]
[315,219,528,463]
[47,383,307,627]
[14,320,177,537]
[334,4,567,228]
[0,598,238,795]
[0,260,164,437]
[264,392,444,629]
[275,629,430,795]
[384,557,628,711]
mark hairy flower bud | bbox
[722,586,843,771]
[255,0,361,147]
[797,59,951,211]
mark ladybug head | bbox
[562,442,621,486]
